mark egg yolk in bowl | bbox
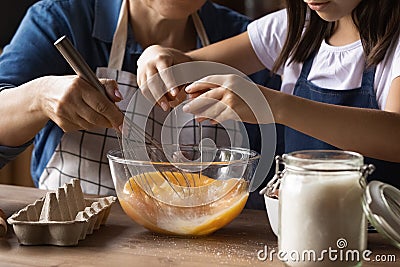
[119,171,248,236]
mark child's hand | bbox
[137,45,192,111]
[183,74,271,124]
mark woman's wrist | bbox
[29,76,51,123]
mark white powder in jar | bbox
[279,163,367,267]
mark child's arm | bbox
[275,89,400,163]
[188,32,265,76]
[184,74,400,163]
[384,77,400,114]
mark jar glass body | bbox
[278,150,367,267]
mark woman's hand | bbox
[36,75,124,132]
[137,45,192,111]
[182,74,274,124]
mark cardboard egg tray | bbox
[7,179,116,246]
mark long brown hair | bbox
[272,0,400,73]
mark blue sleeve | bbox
[0,0,107,87]
[0,0,108,173]
[0,1,74,87]
[0,141,33,168]
[0,1,71,169]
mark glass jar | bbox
[278,150,373,267]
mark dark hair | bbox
[272,0,400,73]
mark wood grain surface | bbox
[0,184,398,267]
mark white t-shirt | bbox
[248,9,400,110]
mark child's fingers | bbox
[185,81,219,94]
[183,95,228,124]
[183,88,225,113]
[210,108,233,124]
[187,90,208,99]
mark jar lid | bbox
[363,181,400,249]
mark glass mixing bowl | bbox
[107,145,260,236]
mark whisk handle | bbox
[54,35,112,101]
[54,36,167,150]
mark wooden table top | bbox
[0,184,398,267]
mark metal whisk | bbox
[54,35,197,199]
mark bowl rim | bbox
[107,145,260,167]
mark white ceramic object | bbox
[263,194,279,237]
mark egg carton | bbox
[7,179,116,246]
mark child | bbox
[137,0,400,188]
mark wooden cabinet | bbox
[214,0,284,18]
[0,146,34,186]
[0,1,38,47]
[244,0,285,18]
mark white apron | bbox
[39,0,242,195]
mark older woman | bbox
[0,0,279,203]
